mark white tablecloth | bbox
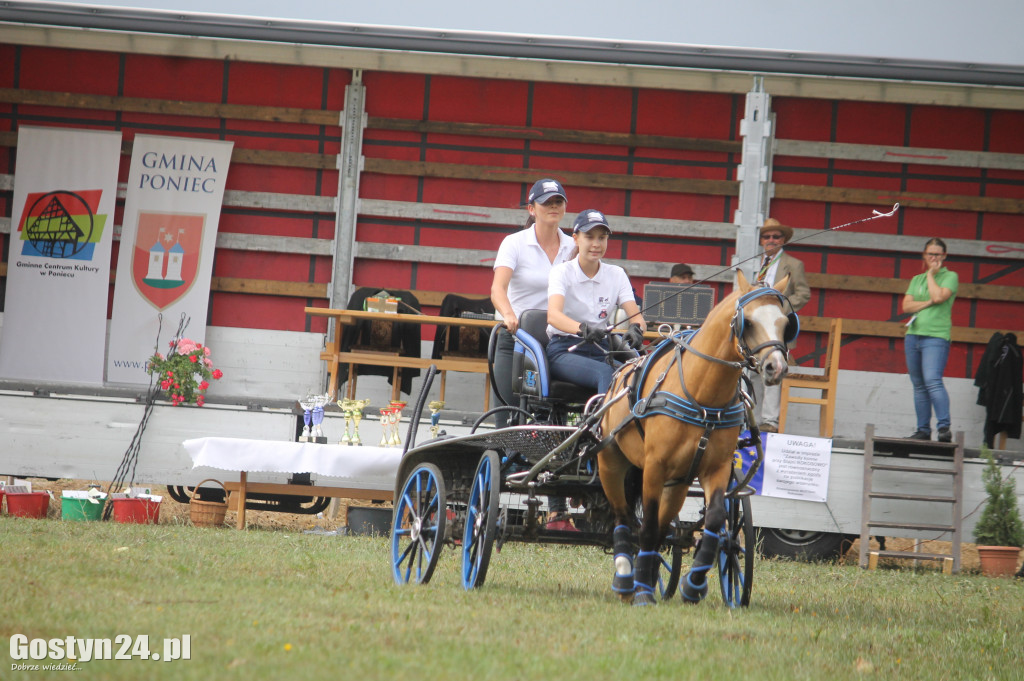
[183,437,402,490]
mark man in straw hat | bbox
[751,217,811,433]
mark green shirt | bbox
[906,268,958,341]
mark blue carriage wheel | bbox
[718,474,754,607]
[462,450,500,590]
[391,462,447,586]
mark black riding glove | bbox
[577,321,607,343]
[624,323,645,349]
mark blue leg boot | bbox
[632,550,660,606]
[611,525,635,597]
[681,530,720,603]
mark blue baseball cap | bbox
[527,178,567,204]
[572,209,612,234]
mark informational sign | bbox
[106,134,233,385]
[641,283,715,326]
[761,433,833,502]
[0,126,122,384]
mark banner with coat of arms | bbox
[106,134,233,386]
[0,126,123,384]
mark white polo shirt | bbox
[547,258,635,338]
[493,226,575,317]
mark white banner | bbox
[761,433,833,502]
[0,127,122,384]
[106,135,234,385]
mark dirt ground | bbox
[6,477,389,534]
[9,477,1021,574]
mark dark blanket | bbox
[430,294,495,360]
[338,287,422,396]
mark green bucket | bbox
[61,495,106,521]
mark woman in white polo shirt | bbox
[546,209,646,395]
[490,179,576,418]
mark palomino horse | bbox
[598,271,798,605]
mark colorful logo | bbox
[18,190,107,260]
[131,211,205,310]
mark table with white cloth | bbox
[183,437,403,529]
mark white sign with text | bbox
[761,433,832,502]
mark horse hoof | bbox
[612,572,635,595]
[632,591,657,607]
[681,575,709,603]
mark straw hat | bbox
[760,218,794,243]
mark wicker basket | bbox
[189,479,228,528]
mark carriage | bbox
[390,273,796,607]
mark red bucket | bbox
[111,497,161,524]
[6,491,50,519]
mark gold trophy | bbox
[337,397,354,445]
[428,400,445,439]
[350,399,370,445]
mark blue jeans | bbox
[547,335,615,395]
[904,334,951,433]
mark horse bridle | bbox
[728,285,799,370]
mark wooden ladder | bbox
[859,424,964,574]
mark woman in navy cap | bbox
[546,209,646,395]
[490,178,575,419]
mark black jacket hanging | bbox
[974,332,1023,447]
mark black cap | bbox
[670,263,694,278]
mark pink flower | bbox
[166,371,173,378]
[203,346,211,357]
[161,380,170,390]
[196,396,205,407]
[212,369,223,380]
[199,380,209,391]
[203,358,213,368]
[189,355,198,363]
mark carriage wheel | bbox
[462,451,500,590]
[391,463,447,585]
[718,477,754,607]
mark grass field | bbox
[2,517,1022,681]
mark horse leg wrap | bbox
[632,550,660,607]
[611,525,635,595]
[681,529,720,603]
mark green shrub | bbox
[973,450,1024,547]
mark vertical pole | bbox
[332,70,367,313]
[733,77,775,282]
[324,71,367,391]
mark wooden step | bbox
[866,521,955,532]
[868,492,956,503]
[870,463,956,475]
[868,550,954,574]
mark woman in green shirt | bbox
[902,238,958,442]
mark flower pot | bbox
[6,491,50,519]
[976,545,1021,577]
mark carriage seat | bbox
[511,309,594,407]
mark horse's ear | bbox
[736,268,751,292]
[774,274,790,293]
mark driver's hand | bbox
[504,314,519,334]
[624,323,645,349]
[577,321,608,343]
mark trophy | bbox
[428,400,445,439]
[298,393,316,442]
[308,393,329,444]
[379,407,392,447]
[389,401,407,447]
[337,397,355,445]
[350,399,370,445]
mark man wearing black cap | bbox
[669,263,695,284]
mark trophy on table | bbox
[337,397,355,445]
[379,407,393,447]
[428,400,445,439]
[350,399,370,445]
[307,392,329,444]
[298,393,316,442]
[389,400,407,447]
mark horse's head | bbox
[731,270,799,385]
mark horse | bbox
[597,270,798,605]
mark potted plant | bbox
[973,450,1024,577]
